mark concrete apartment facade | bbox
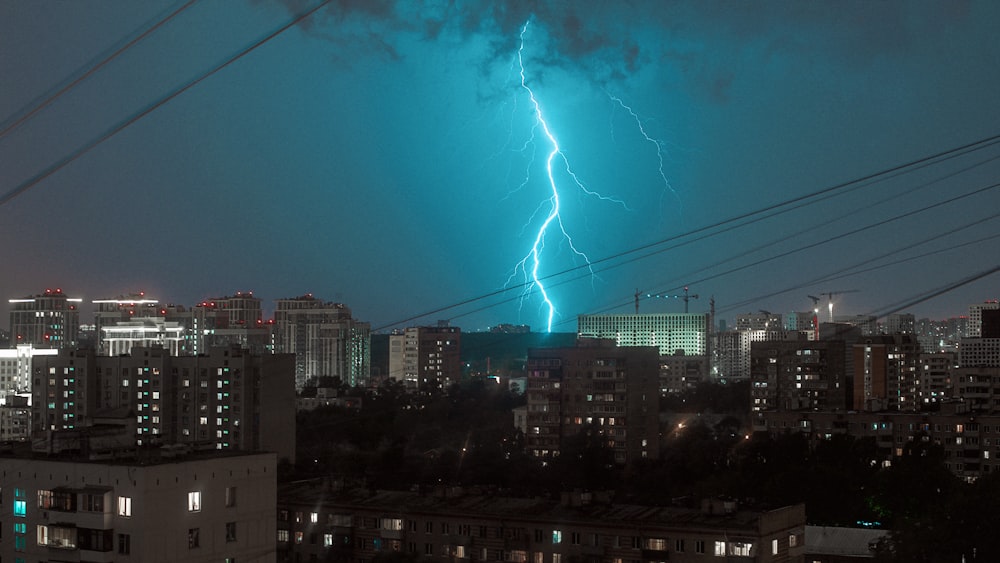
[525,339,660,464]
[0,451,276,562]
[277,483,807,563]
[30,346,296,463]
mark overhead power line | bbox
[0,0,333,208]
[0,0,198,140]
[375,139,1000,331]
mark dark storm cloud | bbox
[271,0,973,104]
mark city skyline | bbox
[2,2,999,332]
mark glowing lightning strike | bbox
[606,93,681,213]
[506,20,628,332]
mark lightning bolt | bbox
[606,92,681,214]
[505,20,628,332]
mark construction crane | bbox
[819,290,860,322]
[634,286,700,314]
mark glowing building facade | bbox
[577,313,709,356]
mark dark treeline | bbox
[291,380,1000,562]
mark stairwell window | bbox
[188,491,201,512]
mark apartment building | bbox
[388,325,462,390]
[525,339,659,464]
[274,294,371,388]
[0,450,276,562]
[753,402,1000,482]
[30,346,296,462]
[749,339,848,412]
[277,482,806,563]
[9,288,82,348]
[577,313,709,356]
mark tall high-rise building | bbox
[577,313,709,356]
[9,288,82,348]
[389,325,462,390]
[92,292,161,351]
[882,313,915,335]
[525,339,659,464]
[188,292,273,355]
[274,295,371,388]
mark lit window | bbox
[552,530,562,544]
[729,542,752,556]
[324,533,334,547]
[311,512,319,523]
[278,530,289,542]
[772,539,778,555]
[715,541,726,556]
[295,531,304,544]
[188,492,201,512]
[789,534,797,547]
[14,499,26,516]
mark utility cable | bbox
[0,0,198,140]
[0,0,333,207]
[374,136,1000,330]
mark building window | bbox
[645,538,667,551]
[311,512,319,524]
[37,524,77,548]
[13,499,26,516]
[119,533,131,554]
[730,542,752,556]
[695,540,705,554]
[83,493,104,512]
[552,554,562,563]
[117,496,132,517]
[772,538,778,554]
[552,530,562,544]
[226,486,236,507]
[714,541,726,556]
[278,530,289,542]
[789,533,798,547]
[324,533,334,547]
[295,531,304,544]
[226,522,237,542]
[675,539,685,552]
[188,491,201,512]
[188,528,199,549]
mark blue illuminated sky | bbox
[2,1,1000,332]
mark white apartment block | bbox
[577,313,709,356]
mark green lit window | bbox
[14,500,26,516]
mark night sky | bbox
[2,1,999,333]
